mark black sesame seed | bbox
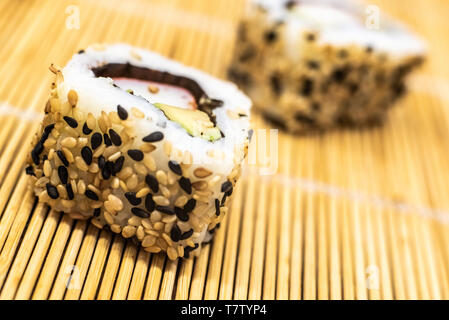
[131,207,150,218]
[93,207,101,217]
[338,50,348,59]
[109,129,122,146]
[98,156,105,169]
[25,165,35,176]
[300,78,314,97]
[248,129,254,142]
[306,33,316,41]
[31,149,40,165]
[180,229,194,240]
[311,102,321,112]
[85,189,99,201]
[91,133,102,150]
[179,177,192,194]
[170,224,181,242]
[113,156,125,174]
[117,105,128,120]
[125,192,141,206]
[40,131,50,144]
[82,122,92,135]
[264,30,277,43]
[58,166,68,184]
[168,161,182,175]
[63,116,78,128]
[285,0,296,9]
[66,183,74,200]
[145,194,155,212]
[78,49,85,54]
[226,185,233,196]
[103,133,112,146]
[270,73,282,95]
[221,180,232,194]
[101,162,112,179]
[307,60,320,70]
[145,174,159,193]
[215,199,220,216]
[175,207,189,222]
[127,149,144,161]
[44,123,55,134]
[142,131,164,143]
[221,194,227,206]
[34,141,44,156]
[156,205,175,215]
[81,146,93,165]
[295,112,315,124]
[332,67,348,83]
[46,183,59,199]
[56,150,69,167]
[183,244,198,258]
[184,198,196,213]
[239,46,256,62]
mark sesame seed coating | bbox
[28,44,251,260]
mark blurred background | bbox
[0,0,449,300]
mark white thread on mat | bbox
[92,0,233,38]
[242,168,449,225]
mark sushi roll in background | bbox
[229,0,425,133]
[26,44,251,260]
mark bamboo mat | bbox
[0,0,449,300]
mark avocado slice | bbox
[154,103,221,142]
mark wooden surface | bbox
[0,0,449,300]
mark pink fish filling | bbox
[113,78,197,110]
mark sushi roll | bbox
[26,44,251,260]
[229,0,425,133]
